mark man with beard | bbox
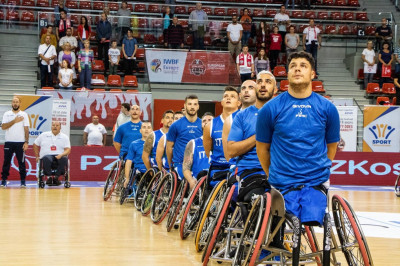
[142,110,174,171]
[203,87,241,190]
[166,95,202,179]
[113,105,142,159]
[1,97,29,187]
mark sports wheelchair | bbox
[37,157,71,188]
[103,158,126,201]
[119,167,143,205]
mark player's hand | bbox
[15,116,24,123]
[23,143,28,152]
[55,154,62,160]
[35,157,40,163]
[123,179,129,188]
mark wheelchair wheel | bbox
[103,161,122,201]
[195,180,227,252]
[180,175,208,240]
[114,167,126,197]
[332,195,373,266]
[395,175,400,197]
[64,181,71,188]
[39,181,45,188]
[120,170,139,205]
[141,171,163,216]
[166,179,189,232]
[202,185,236,266]
[135,168,157,210]
[150,172,177,224]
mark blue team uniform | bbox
[190,137,210,178]
[256,92,340,224]
[114,121,142,158]
[126,139,147,173]
[149,129,166,168]
[166,116,202,178]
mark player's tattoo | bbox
[183,140,194,172]
[143,133,154,154]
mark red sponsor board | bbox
[1,146,399,185]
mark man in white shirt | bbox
[302,18,322,75]
[1,97,30,187]
[33,121,71,185]
[113,103,131,136]
[38,35,57,88]
[227,15,243,57]
[83,115,107,146]
[59,28,77,50]
[274,5,291,51]
[236,45,255,82]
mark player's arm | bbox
[222,116,232,161]
[23,125,29,151]
[327,142,338,162]
[166,140,174,171]
[113,141,121,154]
[183,140,196,190]
[203,123,212,158]
[1,116,24,130]
[83,132,88,146]
[124,159,133,187]
[56,147,71,159]
[227,135,256,159]
[142,133,154,170]
[256,141,271,177]
[155,136,165,171]
[33,143,40,162]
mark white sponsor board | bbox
[146,49,187,83]
[52,99,71,137]
[337,106,358,152]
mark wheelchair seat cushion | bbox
[237,173,270,202]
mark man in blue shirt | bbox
[96,12,112,73]
[256,51,340,226]
[166,95,202,179]
[113,105,142,159]
[122,29,138,76]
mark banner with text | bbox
[337,106,358,152]
[363,106,400,152]
[0,104,10,144]
[52,99,71,137]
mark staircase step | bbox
[0,72,37,78]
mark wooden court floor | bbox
[0,187,399,266]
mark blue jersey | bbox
[126,139,147,173]
[114,121,142,157]
[256,92,340,190]
[191,137,210,178]
[210,115,228,167]
[166,116,202,165]
[160,135,170,170]
[228,105,264,176]
[150,129,166,167]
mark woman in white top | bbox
[58,59,74,90]
[58,42,76,79]
[361,40,376,90]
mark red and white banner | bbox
[1,146,399,186]
[145,48,240,85]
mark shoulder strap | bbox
[43,45,51,57]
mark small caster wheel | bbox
[39,181,45,188]
[174,224,179,230]
[64,182,71,188]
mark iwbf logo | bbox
[369,123,395,145]
[28,114,47,136]
[150,59,162,73]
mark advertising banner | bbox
[0,104,10,144]
[52,99,71,137]
[37,90,152,129]
[363,106,400,152]
[337,106,358,152]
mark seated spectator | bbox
[255,48,270,74]
[164,16,184,49]
[269,26,282,71]
[227,15,243,57]
[56,10,73,41]
[54,0,69,23]
[33,121,71,186]
[77,16,91,50]
[394,38,400,74]
[239,8,252,46]
[83,115,107,146]
[236,45,255,82]
[77,40,94,89]
[375,18,393,51]
[274,5,290,51]
[256,21,269,53]
[59,28,77,50]
[361,40,376,89]
[122,29,138,76]
[108,40,120,75]
[162,6,174,37]
[40,25,57,48]
[97,13,112,74]
[58,59,73,90]
[378,41,394,87]
[38,35,57,88]
[58,42,76,79]
[285,25,300,58]
[117,1,131,45]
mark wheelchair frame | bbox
[37,157,71,188]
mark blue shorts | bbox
[282,186,327,226]
[174,163,183,180]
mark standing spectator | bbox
[361,40,376,89]
[227,15,243,57]
[1,96,29,187]
[274,5,290,52]
[122,29,138,75]
[59,28,77,50]
[236,45,255,82]
[38,35,57,88]
[97,13,112,74]
[54,0,69,23]
[58,59,73,90]
[375,18,393,51]
[302,18,321,75]
[162,6,174,37]
[77,16,91,50]
[394,38,400,74]
[165,16,184,49]
[77,40,94,89]
[58,42,76,79]
[189,2,209,50]
[378,42,394,88]
[56,10,73,41]
[83,115,107,146]
[40,25,57,48]
[108,40,120,75]
[285,25,300,58]
[255,48,270,75]
[239,8,252,46]
[114,103,131,136]
[256,21,269,53]
[269,26,282,72]
[117,1,131,45]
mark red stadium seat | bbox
[186,34,193,45]
[312,81,325,92]
[136,48,145,60]
[91,75,106,86]
[51,0,58,7]
[93,1,104,10]
[365,26,376,36]
[42,87,54,90]
[266,10,277,18]
[70,14,79,25]
[335,0,346,5]
[317,12,328,19]
[179,20,188,29]
[351,25,363,35]
[174,6,186,14]
[279,80,289,91]
[304,11,316,19]
[107,75,122,87]
[110,89,122,92]
[188,6,196,14]
[366,83,380,94]
[322,0,334,5]
[227,8,238,16]
[357,68,364,80]
[325,25,337,34]
[393,97,397,105]
[158,35,164,44]
[316,24,323,33]
[127,89,139,93]
[273,66,287,77]
[0,10,4,20]
[203,7,212,15]
[65,0,77,9]
[138,18,148,28]
[79,1,91,9]
[376,96,390,105]
[89,31,97,41]
[20,10,35,22]
[298,24,308,34]
[343,12,354,20]
[134,4,146,12]
[291,11,303,19]
[137,62,146,73]
[152,19,162,28]
[22,0,34,6]
[144,34,157,44]
[148,4,160,13]
[92,60,105,72]
[108,2,119,11]
[204,36,212,46]
[348,0,359,6]
[7,0,20,5]
[93,88,106,91]
[330,12,341,20]
[214,8,226,16]
[123,75,138,87]
[382,83,396,94]
[36,0,49,7]
[6,10,19,21]
[338,25,350,35]
[356,12,368,21]
[253,9,264,17]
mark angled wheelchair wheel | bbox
[151,172,177,224]
[195,180,227,252]
[134,168,157,210]
[103,161,122,201]
[141,171,163,216]
[332,195,373,266]
[180,176,208,240]
[166,179,189,232]
[395,175,400,197]
[64,182,71,188]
